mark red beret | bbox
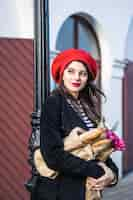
[51,48,98,84]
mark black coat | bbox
[34,91,118,200]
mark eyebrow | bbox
[67,67,87,72]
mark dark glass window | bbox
[56,15,100,60]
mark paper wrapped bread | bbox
[92,139,112,155]
[34,127,109,177]
[34,127,112,200]
[34,148,58,178]
[96,148,114,161]
[79,127,106,144]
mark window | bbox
[56,15,100,60]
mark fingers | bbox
[86,177,97,189]
[86,177,105,191]
[86,162,115,191]
[92,183,104,191]
[98,162,115,184]
[86,177,97,185]
[91,176,108,190]
[92,174,113,190]
[86,174,110,191]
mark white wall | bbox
[0,0,34,38]
[125,17,133,60]
[102,63,124,176]
[0,0,132,60]
[49,0,133,61]
[0,0,132,58]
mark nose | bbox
[74,72,80,80]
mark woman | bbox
[33,48,118,200]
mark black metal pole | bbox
[25,0,50,195]
[41,0,50,103]
[34,0,50,111]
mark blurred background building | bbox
[0,0,133,199]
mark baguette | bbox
[79,127,105,144]
[34,148,58,178]
[64,127,85,151]
[97,148,114,161]
[92,139,112,155]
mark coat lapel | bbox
[60,97,89,136]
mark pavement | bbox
[103,172,133,200]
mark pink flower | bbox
[106,130,126,151]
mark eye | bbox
[67,69,74,73]
[80,71,88,76]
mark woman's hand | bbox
[86,177,98,189]
[86,162,115,191]
[92,162,115,190]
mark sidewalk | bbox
[103,172,133,200]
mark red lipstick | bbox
[72,82,81,87]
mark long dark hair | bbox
[51,63,106,124]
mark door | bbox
[123,62,133,174]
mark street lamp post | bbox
[25,0,50,195]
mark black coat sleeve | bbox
[40,95,105,178]
[105,157,119,185]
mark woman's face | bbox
[62,61,88,98]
